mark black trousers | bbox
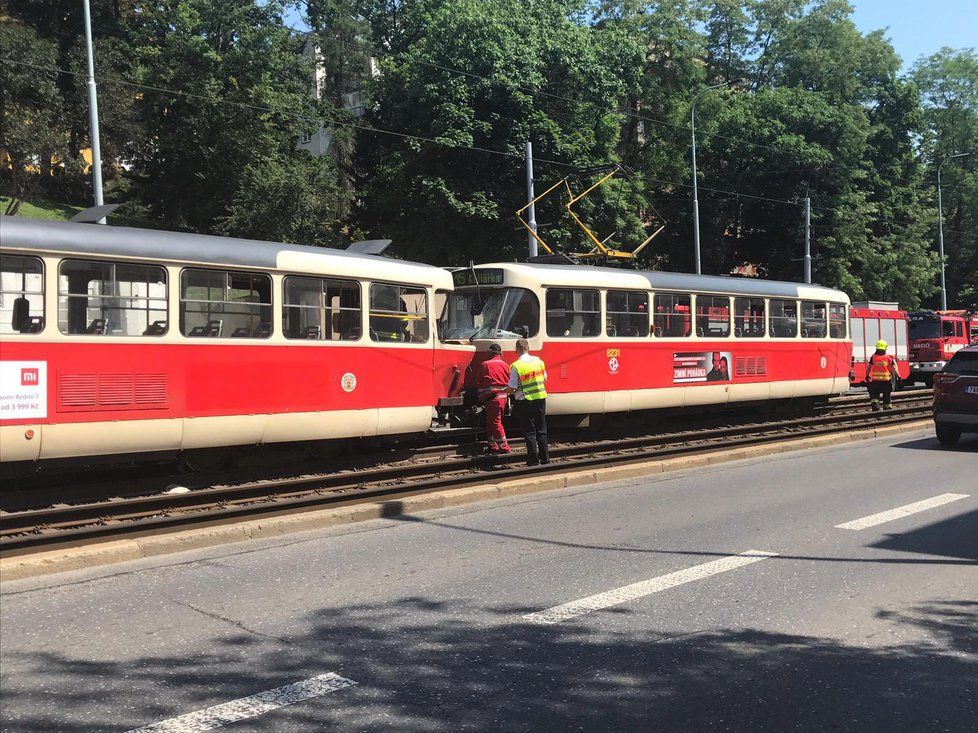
[515,398,549,465]
[867,381,892,406]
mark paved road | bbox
[1,430,975,732]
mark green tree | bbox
[0,22,66,214]
[124,0,346,240]
[356,0,646,264]
[913,48,978,310]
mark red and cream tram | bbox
[0,217,472,465]
[441,263,852,415]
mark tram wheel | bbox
[180,447,234,473]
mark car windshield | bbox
[440,287,539,340]
[909,319,941,339]
[945,351,978,376]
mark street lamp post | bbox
[690,79,740,275]
[936,152,973,310]
[82,0,105,223]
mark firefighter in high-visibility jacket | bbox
[506,337,549,466]
[866,339,897,411]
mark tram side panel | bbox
[0,339,449,461]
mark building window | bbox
[180,269,272,338]
[1,254,44,335]
[829,303,847,339]
[695,295,731,338]
[733,297,765,338]
[546,288,601,338]
[653,293,691,337]
[769,299,798,338]
[59,259,167,336]
[283,276,361,340]
[801,301,827,338]
[369,283,428,342]
[606,290,649,337]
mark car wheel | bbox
[935,425,961,446]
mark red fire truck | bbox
[850,302,911,387]
[908,310,977,385]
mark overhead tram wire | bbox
[272,17,931,192]
[0,57,574,171]
[1,56,811,211]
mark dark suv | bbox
[933,345,978,446]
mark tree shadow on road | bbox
[2,595,975,732]
[871,509,978,561]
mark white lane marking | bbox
[835,493,970,531]
[127,673,357,733]
[523,550,778,625]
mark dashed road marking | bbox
[126,673,357,732]
[522,549,778,625]
[835,493,970,531]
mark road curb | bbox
[0,419,934,583]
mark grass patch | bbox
[1,196,154,228]
[2,196,83,221]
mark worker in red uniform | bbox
[478,343,511,453]
[866,339,897,411]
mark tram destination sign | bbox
[452,268,505,287]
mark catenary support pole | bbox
[525,141,538,258]
[82,0,105,223]
[937,167,946,310]
[804,196,811,284]
[691,109,701,275]
[690,79,742,275]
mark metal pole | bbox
[525,141,538,259]
[937,162,947,310]
[82,0,105,223]
[689,79,741,275]
[936,152,973,310]
[804,196,811,284]
[691,107,701,274]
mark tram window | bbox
[59,259,167,336]
[369,284,428,342]
[180,268,272,338]
[546,288,601,338]
[1,255,44,335]
[828,303,847,338]
[769,299,798,338]
[695,295,731,338]
[283,276,361,341]
[653,293,691,337]
[801,301,827,338]
[733,297,765,337]
[606,291,649,337]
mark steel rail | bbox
[0,400,933,554]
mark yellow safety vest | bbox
[511,356,548,401]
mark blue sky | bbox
[849,0,977,69]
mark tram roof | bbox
[479,262,849,302]
[0,217,453,288]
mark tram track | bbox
[0,391,934,555]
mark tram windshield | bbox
[441,287,540,340]
[909,318,941,339]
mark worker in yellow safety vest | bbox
[506,337,549,466]
[865,339,897,411]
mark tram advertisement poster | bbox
[0,361,47,420]
[673,352,732,383]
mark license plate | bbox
[967,386,978,394]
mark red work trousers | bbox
[484,395,508,447]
